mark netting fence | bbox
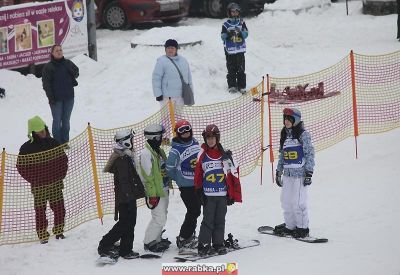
[267,51,400,169]
[0,85,264,245]
[0,50,398,245]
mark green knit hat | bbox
[28,116,46,142]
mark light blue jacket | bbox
[166,138,200,188]
[152,55,193,98]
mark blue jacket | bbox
[152,55,193,98]
[166,137,200,187]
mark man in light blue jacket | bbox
[152,39,194,107]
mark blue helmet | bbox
[283,108,301,126]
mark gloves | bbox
[275,171,283,187]
[196,189,207,206]
[156,95,163,102]
[227,196,235,206]
[148,197,159,208]
[221,150,232,161]
[304,171,313,186]
[228,29,237,37]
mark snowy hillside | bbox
[0,1,399,274]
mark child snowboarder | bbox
[166,120,201,254]
[140,124,172,253]
[195,124,242,256]
[221,2,248,94]
[274,108,315,238]
[98,129,145,260]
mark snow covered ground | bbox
[0,1,399,274]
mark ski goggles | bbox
[177,125,192,134]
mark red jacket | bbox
[195,143,242,202]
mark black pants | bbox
[99,201,137,256]
[225,52,246,89]
[179,187,201,239]
[198,196,227,246]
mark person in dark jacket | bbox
[97,129,146,260]
[16,116,68,244]
[41,44,79,145]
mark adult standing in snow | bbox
[152,39,194,107]
[221,3,248,94]
[194,124,241,256]
[166,120,201,254]
[140,124,172,253]
[97,129,145,260]
[273,108,315,238]
[42,44,79,145]
[16,116,68,244]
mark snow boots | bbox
[121,251,140,259]
[273,223,294,236]
[293,227,309,238]
[177,235,198,253]
[144,240,169,253]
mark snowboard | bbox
[174,239,260,262]
[258,226,328,243]
[96,253,119,265]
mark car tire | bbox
[103,1,128,30]
[162,18,182,24]
[204,0,226,18]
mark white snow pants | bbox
[281,175,309,230]
[144,194,169,245]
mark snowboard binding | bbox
[224,233,239,249]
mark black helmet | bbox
[227,2,241,18]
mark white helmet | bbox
[144,124,165,141]
[114,129,134,149]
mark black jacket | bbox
[105,151,145,204]
[42,57,79,102]
[17,128,68,187]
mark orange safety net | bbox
[0,51,398,245]
[267,51,400,164]
[0,86,264,245]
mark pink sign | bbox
[0,0,88,69]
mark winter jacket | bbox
[277,123,315,177]
[195,143,242,202]
[16,129,68,188]
[140,142,170,197]
[166,137,200,188]
[104,148,145,204]
[221,18,248,54]
[152,55,193,98]
[42,56,79,102]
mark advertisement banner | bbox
[0,0,88,69]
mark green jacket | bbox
[140,143,170,197]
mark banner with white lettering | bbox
[0,0,88,69]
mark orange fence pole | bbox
[0,148,5,233]
[87,123,104,224]
[350,50,359,159]
[168,99,176,138]
[260,76,265,186]
[266,74,275,183]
